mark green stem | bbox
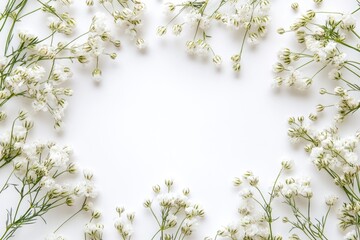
[54,198,87,233]
[4,0,28,54]
[336,40,360,53]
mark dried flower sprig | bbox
[0,111,31,169]
[274,5,360,94]
[276,176,334,240]
[84,203,104,240]
[158,0,271,71]
[207,164,286,240]
[288,116,360,238]
[207,160,340,240]
[114,206,135,240]
[92,0,146,50]
[0,1,104,239]
[143,179,205,240]
[0,0,122,127]
[0,135,98,240]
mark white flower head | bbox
[45,233,66,240]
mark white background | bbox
[1,0,358,239]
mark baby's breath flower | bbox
[152,184,161,193]
[233,177,242,186]
[325,195,338,206]
[344,230,357,240]
[172,24,183,35]
[157,26,167,36]
[158,0,271,70]
[291,3,299,10]
[92,68,102,82]
[146,180,204,238]
[212,55,222,66]
[136,38,146,49]
[281,159,293,170]
[45,233,66,240]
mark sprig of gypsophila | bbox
[0,0,121,128]
[206,160,339,240]
[83,202,104,240]
[143,179,205,240]
[86,0,146,50]
[114,206,135,240]
[274,3,360,92]
[45,200,103,240]
[157,0,270,71]
[206,162,291,240]
[275,176,334,240]
[288,116,360,237]
[0,111,32,170]
[0,136,98,240]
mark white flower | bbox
[199,16,211,30]
[86,36,105,57]
[324,41,337,54]
[84,223,104,240]
[184,11,201,26]
[45,233,66,240]
[91,12,110,35]
[162,2,175,15]
[52,64,73,84]
[281,158,294,170]
[92,68,102,82]
[114,218,133,237]
[332,53,347,67]
[49,144,72,168]
[239,188,253,199]
[325,195,338,206]
[13,125,27,138]
[344,230,357,240]
[83,168,94,181]
[341,14,356,30]
[328,68,342,80]
[40,176,56,190]
[76,180,98,198]
[136,38,146,49]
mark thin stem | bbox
[0,170,14,194]
[336,40,360,53]
[54,198,87,233]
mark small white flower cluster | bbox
[45,233,66,240]
[339,201,360,235]
[0,1,114,238]
[214,172,272,240]
[144,179,204,239]
[288,116,360,187]
[310,130,360,186]
[84,222,104,240]
[94,0,146,50]
[48,10,76,35]
[114,206,135,240]
[3,63,72,128]
[158,0,271,71]
[344,229,358,240]
[0,111,31,167]
[222,0,271,45]
[0,114,99,238]
[274,10,358,91]
[76,169,98,199]
[82,201,104,240]
[10,139,98,210]
[275,176,313,199]
[317,86,360,123]
[68,12,121,82]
